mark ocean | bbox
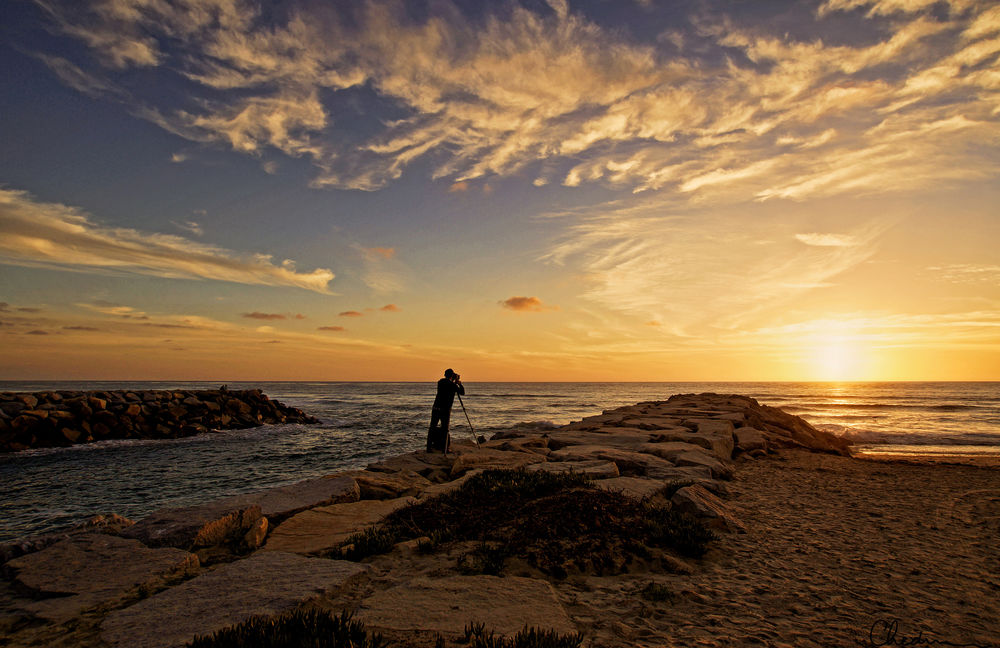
[1,381,997,542]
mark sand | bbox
[551,449,1000,647]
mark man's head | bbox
[444,368,455,378]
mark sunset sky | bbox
[1,0,998,381]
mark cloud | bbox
[173,220,204,236]
[31,0,1000,205]
[294,313,307,319]
[17,307,43,313]
[317,325,346,332]
[927,264,1000,284]
[500,296,552,312]
[362,247,396,260]
[63,325,100,331]
[26,330,49,335]
[449,182,469,193]
[795,233,858,247]
[242,312,286,320]
[380,304,401,312]
[339,311,364,317]
[0,302,8,312]
[78,302,149,319]
[0,188,335,293]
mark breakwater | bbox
[0,389,319,453]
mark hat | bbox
[444,368,455,377]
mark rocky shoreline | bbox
[3,393,995,648]
[0,388,319,453]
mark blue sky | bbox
[1,0,998,380]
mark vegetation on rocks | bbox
[337,468,715,578]
[186,609,388,648]
[462,623,584,648]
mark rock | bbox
[449,447,548,477]
[549,445,681,479]
[671,484,746,533]
[5,534,198,621]
[243,517,268,549]
[416,470,483,500]
[594,476,666,500]
[366,451,455,482]
[350,470,432,500]
[734,426,768,452]
[649,429,735,461]
[545,428,650,451]
[528,460,620,479]
[121,503,264,550]
[15,394,38,408]
[100,552,366,648]
[213,475,360,521]
[264,496,417,554]
[638,443,734,479]
[356,575,576,637]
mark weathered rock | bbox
[213,475,360,521]
[356,575,576,637]
[545,428,651,451]
[6,534,198,621]
[449,447,547,477]
[548,445,682,479]
[264,496,417,554]
[366,451,455,482]
[528,459,620,479]
[649,429,735,461]
[243,517,268,549]
[416,470,483,500]
[348,470,432,500]
[671,484,746,533]
[100,552,366,648]
[734,426,768,452]
[121,503,263,550]
[638,442,735,479]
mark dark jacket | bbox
[433,378,465,410]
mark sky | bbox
[0,0,998,382]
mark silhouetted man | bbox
[427,368,464,453]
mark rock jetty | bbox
[0,388,318,453]
[1,393,866,647]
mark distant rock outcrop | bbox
[0,388,319,453]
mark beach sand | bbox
[547,449,1000,647]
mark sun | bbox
[810,336,865,381]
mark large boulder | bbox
[356,575,576,637]
[263,496,417,555]
[5,534,198,621]
[734,426,768,453]
[100,552,366,648]
[671,484,746,533]
[348,470,433,500]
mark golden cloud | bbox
[0,189,335,294]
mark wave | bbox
[784,402,983,412]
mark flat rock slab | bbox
[345,470,433,500]
[649,429,735,461]
[101,552,366,648]
[6,534,198,621]
[213,475,360,520]
[264,496,416,554]
[549,445,680,478]
[356,575,576,637]
[528,460,620,479]
[449,447,547,477]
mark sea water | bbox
[1,381,997,542]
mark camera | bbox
[452,373,461,381]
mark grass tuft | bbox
[186,609,387,648]
[638,581,675,603]
[463,623,583,648]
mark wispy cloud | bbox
[242,312,287,321]
[173,220,203,236]
[927,264,1000,284]
[0,188,335,293]
[380,304,401,312]
[30,0,1000,202]
[795,233,858,247]
[500,296,554,312]
[317,325,346,332]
